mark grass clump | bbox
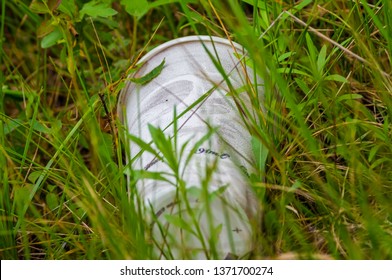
[1,0,392,259]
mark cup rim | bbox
[116,35,246,123]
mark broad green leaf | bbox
[47,184,57,192]
[46,193,59,211]
[37,20,55,38]
[125,132,163,164]
[148,124,177,169]
[277,68,311,77]
[51,119,63,133]
[186,186,202,199]
[30,0,50,14]
[370,158,390,170]
[47,0,62,11]
[336,94,363,102]
[278,52,297,62]
[210,223,223,244]
[164,214,195,234]
[32,121,51,134]
[3,119,22,135]
[295,78,311,94]
[132,170,172,183]
[58,1,77,18]
[208,186,228,202]
[130,59,165,85]
[67,54,75,75]
[305,33,317,65]
[317,45,327,73]
[102,132,114,157]
[79,1,118,19]
[290,0,313,13]
[14,186,32,214]
[251,136,269,175]
[290,180,302,191]
[258,0,313,22]
[325,74,349,83]
[121,0,149,17]
[368,145,380,163]
[41,27,63,48]
[28,170,44,184]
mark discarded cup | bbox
[118,36,263,259]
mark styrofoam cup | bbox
[118,36,263,259]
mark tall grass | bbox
[1,0,391,259]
